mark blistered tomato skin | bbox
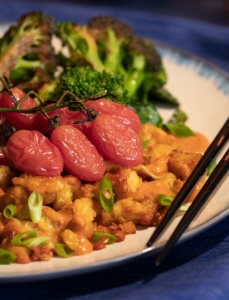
[86,99,141,133]
[91,114,143,167]
[0,88,41,131]
[7,130,64,176]
[51,125,105,181]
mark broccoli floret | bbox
[88,17,171,105]
[58,66,128,104]
[88,15,133,73]
[57,16,133,74]
[57,21,104,70]
[122,36,167,105]
[38,66,128,104]
[57,16,177,109]
[0,11,57,91]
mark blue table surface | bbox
[0,1,229,300]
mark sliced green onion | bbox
[99,177,114,212]
[158,194,174,206]
[54,243,74,258]
[142,140,150,149]
[179,204,190,212]
[11,231,37,246]
[158,194,191,213]
[0,248,16,264]
[207,158,217,176]
[28,191,43,223]
[11,231,50,248]
[91,232,117,245]
[23,236,51,248]
[163,123,194,137]
[3,204,16,219]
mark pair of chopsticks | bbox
[146,117,229,266]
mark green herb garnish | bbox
[207,158,217,176]
[92,232,117,245]
[0,248,16,264]
[3,204,16,219]
[28,191,43,223]
[54,243,74,258]
[163,123,194,137]
[99,177,114,212]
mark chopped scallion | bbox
[11,231,50,248]
[92,232,116,245]
[179,204,190,212]
[207,158,217,176]
[99,177,114,212]
[24,236,51,248]
[0,248,16,264]
[3,204,16,219]
[158,194,190,212]
[11,231,37,246]
[28,191,43,223]
[54,243,74,258]
[158,194,174,206]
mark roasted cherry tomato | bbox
[51,125,105,181]
[0,87,41,131]
[90,114,143,166]
[68,110,94,141]
[85,99,141,133]
[37,106,89,137]
[36,105,67,136]
[7,130,64,176]
[69,99,141,140]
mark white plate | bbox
[0,24,228,282]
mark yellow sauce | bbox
[175,132,210,153]
[74,232,93,255]
[175,132,210,203]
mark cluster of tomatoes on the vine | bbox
[0,87,143,181]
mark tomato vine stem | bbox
[0,76,117,133]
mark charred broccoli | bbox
[122,36,167,105]
[0,12,180,127]
[56,16,178,118]
[0,11,57,91]
[56,21,104,70]
[88,15,133,73]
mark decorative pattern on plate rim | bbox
[157,46,229,96]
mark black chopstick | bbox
[147,117,229,247]
[155,147,229,266]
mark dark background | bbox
[64,0,229,26]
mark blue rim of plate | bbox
[0,26,228,282]
[154,38,229,95]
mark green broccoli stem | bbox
[10,59,46,82]
[14,58,45,70]
[58,22,104,71]
[123,53,146,98]
[124,71,146,99]
[103,29,125,73]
